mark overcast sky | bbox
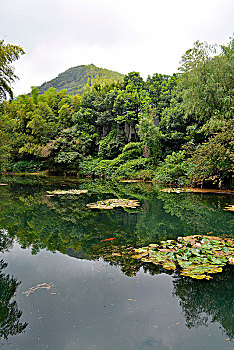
[1,0,233,96]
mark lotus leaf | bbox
[130,234,234,280]
[86,198,140,210]
[141,258,154,263]
[135,248,148,253]
[149,250,157,257]
[149,244,159,248]
[163,261,176,270]
[132,253,147,259]
[223,205,234,212]
[47,189,88,195]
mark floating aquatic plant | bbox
[131,235,234,280]
[47,189,88,195]
[160,188,185,193]
[119,180,149,183]
[160,188,234,194]
[86,198,140,210]
[223,205,234,212]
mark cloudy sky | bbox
[1,0,233,96]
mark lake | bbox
[0,176,233,350]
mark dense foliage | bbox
[38,64,124,95]
[0,40,25,100]
[0,230,27,339]
[0,37,233,188]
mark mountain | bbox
[37,64,124,95]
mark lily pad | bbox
[47,189,88,195]
[163,261,176,270]
[130,235,234,280]
[223,205,234,212]
[86,198,140,210]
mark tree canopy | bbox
[0,40,25,100]
[0,36,233,188]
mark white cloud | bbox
[0,0,233,95]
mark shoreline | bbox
[1,172,234,193]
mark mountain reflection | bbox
[0,230,28,339]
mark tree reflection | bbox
[0,178,233,341]
[1,179,233,260]
[173,267,234,340]
[91,244,234,340]
[0,230,28,339]
[157,191,234,236]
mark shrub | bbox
[80,142,149,179]
[131,169,154,180]
[153,150,189,185]
[188,121,234,188]
[12,160,43,173]
[98,129,125,159]
[122,142,143,153]
[79,158,113,177]
[115,158,151,178]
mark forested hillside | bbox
[0,38,233,189]
[37,64,124,95]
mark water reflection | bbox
[0,178,233,258]
[92,244,234,340]
[0,230,27,339]
[173,267,234,340]
[0,176,233,344]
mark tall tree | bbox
[0,40,25,100]
[179,38,234,127]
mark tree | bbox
[137,106,160,165]
[189,120,234,189]
[179,38,234,126]
[0,40,25,100]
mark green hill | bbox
[37,64,124,95]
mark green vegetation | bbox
[0,176,233,257]
[0,37,233,188]
[86,198,140,209]
[130,235,234,280]
[37,64,124,95]
[0,40,25,100]
[0,229,28,339]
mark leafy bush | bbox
[80,154,151,179]
[131,169,154,180]
[188,121,234,188]
[98,129,125,159]
[122,142,143,153]
[79,158,113,177]
[153,150,189,185]
[115,158,151,178]
[12,160,43,173]
[120,142,143,160]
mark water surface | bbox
[0,176,233,349]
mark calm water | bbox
[0,176,233,350]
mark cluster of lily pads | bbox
[224,205,234,212]
[86,198,140,210]
[46,189,88,195]
[160,188,234,195]
[160,188,186,193]
[131,235,234,280]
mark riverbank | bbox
[1,171,234,193]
